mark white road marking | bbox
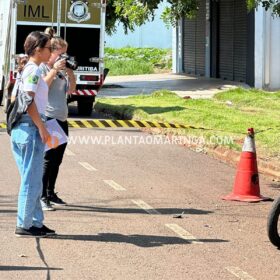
[78,162,97,171]
[165,224,203,244]
[131,199,160,214]
[103,180,126,191]
[225,267,256,280]
[65,148,75,156]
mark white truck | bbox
[0,0,107,116]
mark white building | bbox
[255,8,280,89]
[173,0,280,89]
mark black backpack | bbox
[6,66,34,135]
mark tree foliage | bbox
[247,0,280,15]
[106,0,280,35]
[106,0,198,34]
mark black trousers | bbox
[42,118,69,198]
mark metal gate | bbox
[183,0,206,76]
[218,0,247,82]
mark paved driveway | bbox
[99,73,249,99]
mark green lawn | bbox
[104,47,172,75]
[95,88,280,158]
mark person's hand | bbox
[66,68,74,75]
[39,125,50,144]
[66,68,76,93]
[66,68,75,80]
[53,58,66,71]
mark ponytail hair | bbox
[44,27,56,39]
[44,27,68,51]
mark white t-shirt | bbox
[21,62,49,114]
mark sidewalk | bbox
[99,73,249,99]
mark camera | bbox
[59,54,78,70]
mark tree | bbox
[106,0,197,34]
[247,0,280,15]
[105,0,280,35]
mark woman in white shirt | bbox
[11,31,56,238]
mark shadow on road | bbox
[0,266,62,271]
[68,105,110,119]
[68,103,186,120]
[58,205,213,215]
[35,238,63,280]
[0,195,17,214]
[0,209,16,213]
[48,233,228,248]
[95,104,186,120]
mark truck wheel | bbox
[77,98,94,116]
[267,196,280,248]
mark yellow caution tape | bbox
[0,120,212,130]
[66,120,190,129]
[1,120,274,135]
[0,123,6,129]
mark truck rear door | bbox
[59,1,107,116]
[16,0,106,88]
[60,0,106,88]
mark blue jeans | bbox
[11,114,45,229]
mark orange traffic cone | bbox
[222,128,270,202]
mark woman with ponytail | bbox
[40,28,76,211]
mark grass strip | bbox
[95,88,280,158]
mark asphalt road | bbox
[0,105,279,280]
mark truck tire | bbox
[267,196,280,248]
[77,97,94,116]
